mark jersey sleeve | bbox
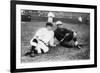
[49,31,55,46]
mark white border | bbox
[16,5,94,69]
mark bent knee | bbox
[30,42,37,46]
[42,47,49,53]
[73,32,77,37]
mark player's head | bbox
[56,21,63,28]
[46,22,53,30]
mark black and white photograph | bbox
[21,10,90,62]
[11,1,97,72]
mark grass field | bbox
[21,21,90,63]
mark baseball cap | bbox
[56,21,63,26]
[46,22,53,27]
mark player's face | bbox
[57,24,63,28]
[47,26,53,30]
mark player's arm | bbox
[49,32,56,47]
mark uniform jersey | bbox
[31,27,54,46]
[30,27,55,53]
[54,27,74,42]
[47,12,55,18]
[47,12,55,23]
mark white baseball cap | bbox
[56,21,63,25]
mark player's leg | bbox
[35,42,42,54]
[73,38,81,49]
[24,46,36,56]
[24,39,38,57]
[41,46,49,53]
[28,43,42,57]
[29,46,38,57]
[60,33,74,48]
[48,17,53,23]
[60,41,73,48]
[38,41,49,53]
[73,32,81,49]
[29,41,49,57]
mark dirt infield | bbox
[21,21,90,63]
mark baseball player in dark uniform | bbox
[54,21,81,49]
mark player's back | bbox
[35,27,54,43]
[54,27,73,41]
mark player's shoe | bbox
[76,45,81,49]
[74,41,81,49]
[24,52,31,56]
[29,50,38,57]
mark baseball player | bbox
[47,12,55,23]
[54,21,81,49]
[25,22,56,57]
[78,16,83,22]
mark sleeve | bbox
[49,31,55,46]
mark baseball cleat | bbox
[76,45,81,49]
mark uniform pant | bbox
[30,39,49,54]
[60,32,78,47]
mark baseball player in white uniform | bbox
[25,22,56,57]
[78,16,83,22]
[47,12,55,23]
